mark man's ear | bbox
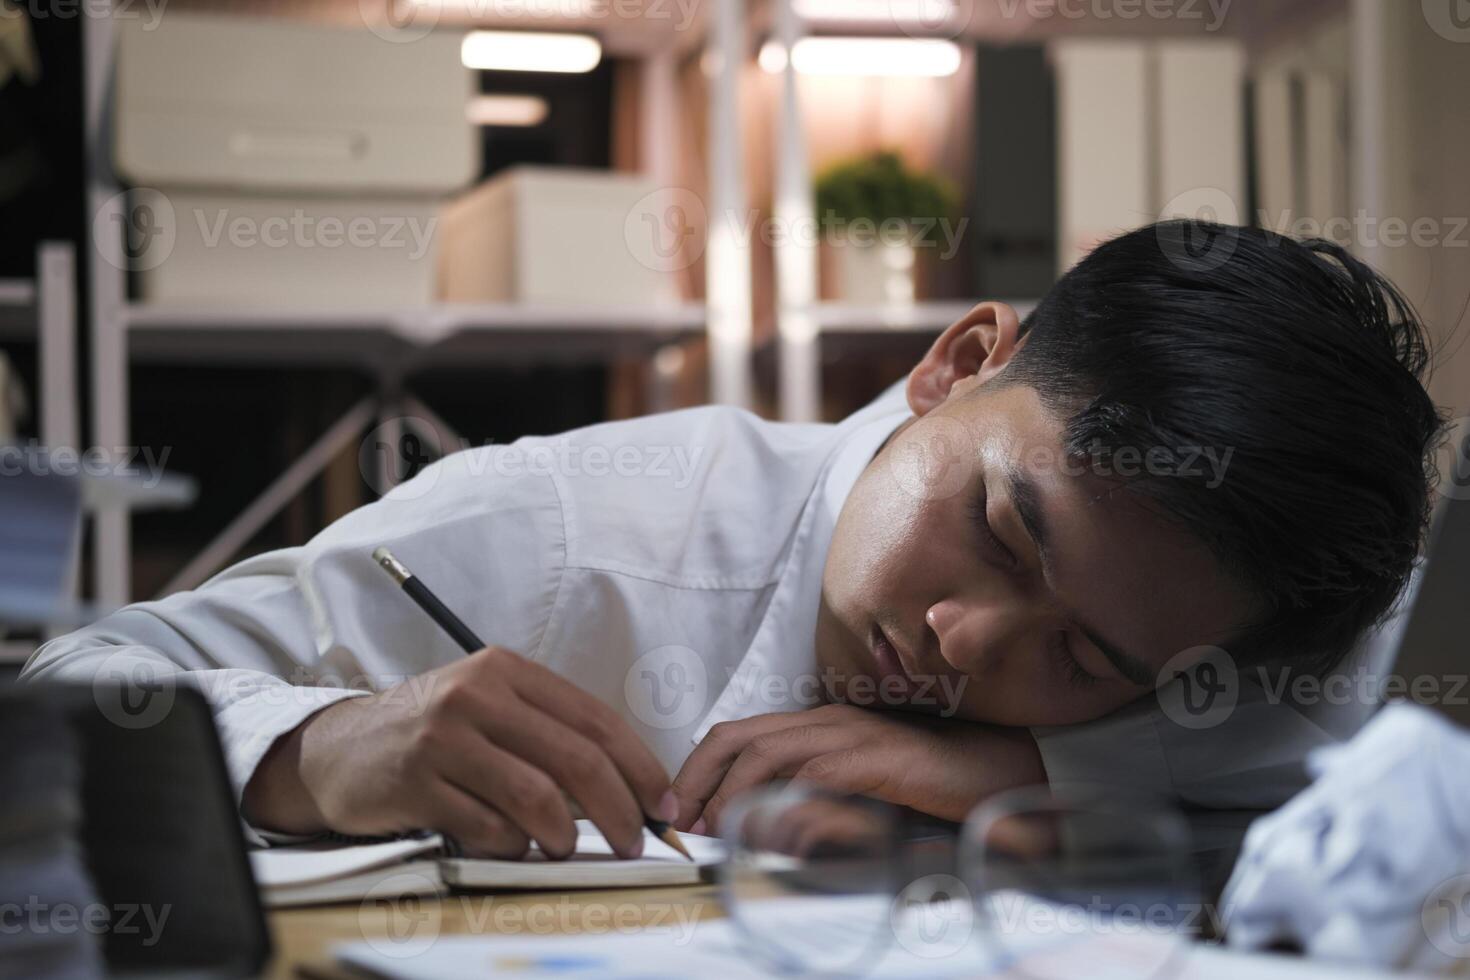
[905,302,1024,416]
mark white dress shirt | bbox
[24,383,1400,841]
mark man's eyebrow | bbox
[1002,464,1156,688]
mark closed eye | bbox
[968,483,1019,571]
[1048,631,1100,690]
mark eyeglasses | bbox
[719,783,1205,979]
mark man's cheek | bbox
[932,674,969,717]
[943,680,999,724]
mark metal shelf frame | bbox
[0,243,80,664]
[0,243,80,454]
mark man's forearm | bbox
[927,720,1047,822]
[241,709,331,836]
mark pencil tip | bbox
[660,827,695,862]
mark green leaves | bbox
[814,151,959,230]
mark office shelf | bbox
[122,301,707,332]
[92,300,708,597]
[810,300,1038,334]
[80,1,739,603]
[116,301,707,368]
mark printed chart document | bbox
[332,894,1439,980]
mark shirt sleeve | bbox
[21,442,567,845]
[1030,682,1337,810]
[1030,696,1176,798]
[1030,575,1422,811]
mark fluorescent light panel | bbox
[465,94,549,126]
[416,0,602,9]
[460,31,602,73]
[793,0,958,23]
[759,37,962,77]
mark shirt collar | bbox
[691,394,912,743]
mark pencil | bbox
[371,546,693,862]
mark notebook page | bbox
[251,835,444,889]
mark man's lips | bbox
[869,623,915,686]
[865,621,961,715]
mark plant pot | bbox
[831,239,916,306]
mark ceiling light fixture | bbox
[460,31,602,73]
[464,94,550,126]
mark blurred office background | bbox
[1,0,1467,667]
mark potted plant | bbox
[814,150,959,306]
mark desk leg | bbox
[156,399,377,597]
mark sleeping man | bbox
[24,221,1442,859]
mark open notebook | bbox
[250,821,723,908]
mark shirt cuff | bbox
[212,684,373,848]
[1029,699,1174,800]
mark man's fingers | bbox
[466,692,649,858]
[502,650,675,824]
[671,712,812,830]
[427,781,531,859]
[435,736,578,859]
[566,702,675,830]
[502,705,646,858]
[790,748,889,799]
[701,725,855,834]
[764,797,891,859]
[788,801,890,859]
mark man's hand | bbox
[242,646,677,860]
[671,704,1046,834]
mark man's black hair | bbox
[1003,219,1444,675]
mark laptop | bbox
[1383,425,1470,728]
[0,682,271,978]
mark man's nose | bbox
[925,596,1048,675]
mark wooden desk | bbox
[267,884,726,979]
